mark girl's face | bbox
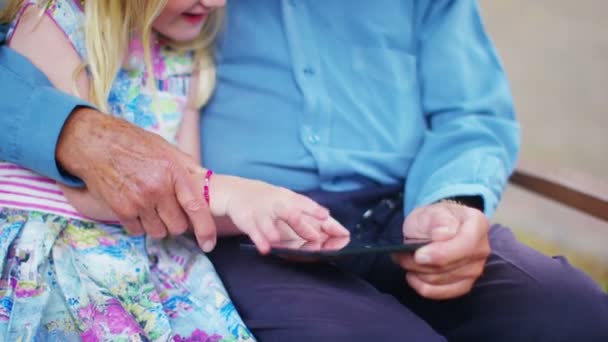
[153,0,225,42]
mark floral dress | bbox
[0,0,254,341]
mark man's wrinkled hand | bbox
[392,201,490,300]
[56,108,217,251]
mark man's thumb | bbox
[430,225,458,241]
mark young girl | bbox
[0,0,348,340]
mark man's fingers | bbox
[121,217,145,236]
[406,272,475,300]
[59,111,216,244]
[105,195,141,235]
[157,195,189,236]
[412,222,485,268]
[403,204,461,239]
[411,262,484,286]
[139,207,168,239]
[174,172,216,252]
[411,206,489,269]
[430,225,459,241]
[392,252,468,274]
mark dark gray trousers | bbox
[209,186,608,341]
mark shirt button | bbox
[308,134,320,144]
[303,66,315,76]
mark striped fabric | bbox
[0,162,92,221]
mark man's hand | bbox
[392,201,490,300]
[56,107,217,252]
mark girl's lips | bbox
[182,12,208,24]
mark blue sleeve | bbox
[0,25,86,186]
[404,0,520,217]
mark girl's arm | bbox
[9,6,117,221]
[177,81,347,246]
[177,73,313,239]
[177,72,242,236]
[176,107,202,165]
[9,6,89,100]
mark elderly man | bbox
[0,0,606,341]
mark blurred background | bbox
[480,0,608,289]
[0,0,605,287]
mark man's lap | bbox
[208,238,445,342]
[210,226,608,341]
[209,185,608,341]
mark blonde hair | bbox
[0,0,223,112]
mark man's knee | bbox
[525,257,608,340]
[479,254,608,341]
[448,226,608,341]
[453,263,608,342]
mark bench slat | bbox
[510,163,608,222]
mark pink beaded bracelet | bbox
[203,169,213,205]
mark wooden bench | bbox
[510,162,608,222]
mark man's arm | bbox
[393,0,517,300]
[0,25,89,186]
[404,0,520,217]
[0,22,217,251]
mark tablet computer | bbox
[239,235,430,258]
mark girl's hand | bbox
[210,175,350,254]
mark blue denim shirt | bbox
[0,0,519,216]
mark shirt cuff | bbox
[408,183,499,217]
[439,195,484,212]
